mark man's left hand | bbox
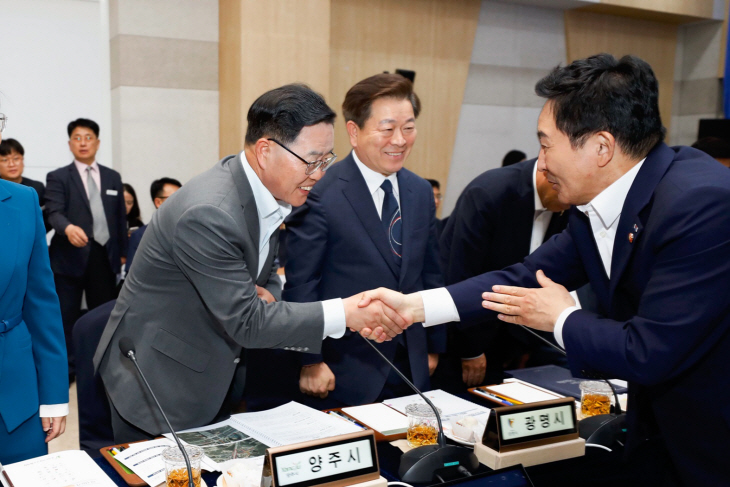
[481,270,574,332]
[256,285,276,303]
[42,416,67,443]
[427,353,439,376]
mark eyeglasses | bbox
[267,138,337,175]
[71,135,96,142]
[0,114,7,133]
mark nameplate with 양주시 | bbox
[263,430,380,487]
[482,397,578,453]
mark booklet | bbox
[2,450,116,487]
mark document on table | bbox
[383,389,491,422]
[113,438,176,486]
[342,403,409,436]
[487,381,561,403]
[1,450,117,487]
[229,401,362,447]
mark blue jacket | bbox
[0,180,68,432]
[284,153,446,405]
[447,143,730,485]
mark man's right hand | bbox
[300,362,336,398]
[461,354,487,387]
[65,224,89,247]
[342,294,408,343]
[358,288,426,325]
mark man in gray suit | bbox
[94,84,407,442]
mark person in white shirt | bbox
[361,53,730,484]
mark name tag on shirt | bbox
[106,189,118,196]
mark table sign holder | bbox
[263,430,386,487]
[474,397,585,469]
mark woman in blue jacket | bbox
[0,113,68,464]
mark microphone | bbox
[118,337,195,487]
[515,325,626,451]
[359,335,479,483]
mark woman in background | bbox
[123,182,143,235]
[0,111,68,464]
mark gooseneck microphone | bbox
[516,325,626,450]
[359,335,479,483]
[119,337,195,487]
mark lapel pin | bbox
[633,224,639,232]
[628,233,635,243]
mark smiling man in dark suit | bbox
[45,119,127,380]
[273,74,445,408]
[363,54,730,484]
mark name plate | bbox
[482,397,578,453]
[264,430,379,487]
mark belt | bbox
[0,313,23,333]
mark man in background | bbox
[0,138,49,230]
[502,149,526,167]
[46,119,127,381]
[437,158,576,389]
[425,178,447,236]
[125,177,182,272]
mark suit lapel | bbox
[229,154,260,276]
[397,170,415,286]
[257,229,279,285]
[608,143,673,300]
[99,165,113,220]
[0,184,19,300]
[70,163,91,212]
[339,156,400,279]
[570,209,611,310]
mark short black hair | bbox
[342,73,421,128]
[68,118,100,138]
[425,178,440,190]
[535,53,665,160]
[150,177,182,201]
[502,150,526,167]
[0,138,24,157]
[692,137,730,159]
[123,183,141,222]
[245,84,336,146]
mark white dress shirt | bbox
[418,159,646,349]
[240,154,345,339]
[530,162,553,254]
[73,159,101,199]
[352,151,401,215]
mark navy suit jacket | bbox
[0,180,67,434]
[45,162,127,276]
[284,153,446,405]
[447,144,730,484]
[440,159,570,358]
[125,224,147,274]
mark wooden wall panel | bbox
[581,0,716,22]
[219,0,331,157]
[329,0,480,187]
[564,10,677,141]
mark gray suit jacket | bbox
[93,154,324,434]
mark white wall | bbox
[443,0,566,216]
[0,0,112,183]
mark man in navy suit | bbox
[437,158,572,388]
[364,54,730,484]
[125,177,181,273]
[46,119,127,379]
[250,74,445,408]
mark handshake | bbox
[342,288,425,343]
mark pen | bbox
[328,411,366,430]
[475,389,515,406]
[0,461,15,487]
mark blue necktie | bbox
[381,179,402,271]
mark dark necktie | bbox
[381,179,402,271]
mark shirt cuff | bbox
[39,403,70,418]
[322,298,346,339]
[419,288,460,327]
[554,306,580,349]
